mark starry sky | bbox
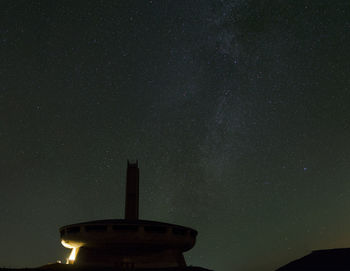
[1,1,350,270]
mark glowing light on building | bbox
[61,240,79,264]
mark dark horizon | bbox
[1,1,350,270]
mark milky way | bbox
[1,1,350,270]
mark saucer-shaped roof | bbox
[60,219,197,232]
[60,219,197,252]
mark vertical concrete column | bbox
[125,160,139,220]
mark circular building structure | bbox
[60,161,197,269]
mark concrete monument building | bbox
[59,161,198,269]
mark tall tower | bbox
[125,160,139,220]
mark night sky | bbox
[1,1,350,270]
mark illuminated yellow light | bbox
[69,247,77,262]
[61,240,79,264]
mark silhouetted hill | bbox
[277,248,350,270]
[0,263,212,271]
